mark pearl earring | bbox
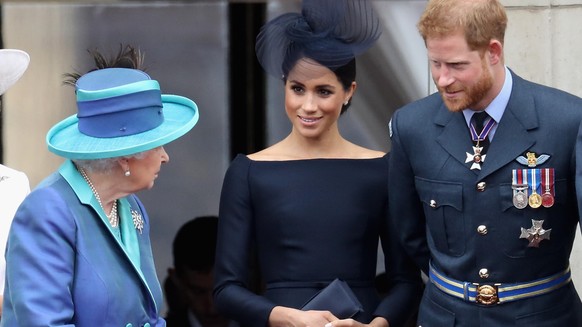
[124,170,131,177]
[344,100,349,106]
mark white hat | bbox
[0,49,30,95]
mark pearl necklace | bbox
[79,168,119,227]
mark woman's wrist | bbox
[368,317,389,327]
[268,306,295,327]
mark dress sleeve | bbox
[213,155,276,326]
[373,152,424,327]
[4,187,77,326]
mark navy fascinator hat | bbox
[255,0,382,78]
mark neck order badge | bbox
[465,112,495,170]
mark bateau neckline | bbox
[238,153,388,162]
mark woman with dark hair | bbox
[213,1,422,327]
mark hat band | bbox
[77,89,164,138]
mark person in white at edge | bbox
[0,49,30,318]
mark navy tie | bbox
[472,111,490,154]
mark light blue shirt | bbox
[462,66,513,141]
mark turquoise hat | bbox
[47,68,199,159]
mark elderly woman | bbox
[2,67,199,326]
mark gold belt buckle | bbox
[474,283,499,305]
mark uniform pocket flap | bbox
[415,177,463,211]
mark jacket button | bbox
[476,182,486,191]
[479,268,490,279]
[477,225,488,235]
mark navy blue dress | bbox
[214,154,422,327]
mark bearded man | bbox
[388,0,582,326]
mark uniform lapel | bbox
[479,74,537,179]
[433,72,538,178]
[434,104,477,173]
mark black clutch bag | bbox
[301,278,364,319]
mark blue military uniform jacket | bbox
[389,70,582,326]
[2,160,165,327]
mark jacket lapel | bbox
[59,160,159,310]
[434,104,477,173]
[434,71,537,178]
[479,73,537,179]
[122,196,160,312]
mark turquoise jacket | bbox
[2,160,165,327]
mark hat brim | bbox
[0,49,30,95]
[47,94,199,159]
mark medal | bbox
[512,169,528,209]
[520,219,551,247]
[466,146,486,170]
[541,168,555,208]
[541,192,554,208]
[529,192,542,208]
[466,113,495,170]
[528,169,542,209]
[513,187,528,209]
[541,193,554,208]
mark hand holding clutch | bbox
[301,278,364,319]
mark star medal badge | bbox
[465,113,495,170]
[520,219,551,247]
[528,169,542,209]
[131,209,144,234]
[511,169,528,209]
[541,168,555,208]
[466,114,495,170]
[466,146,486,170]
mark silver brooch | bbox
[131,209,144,234]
